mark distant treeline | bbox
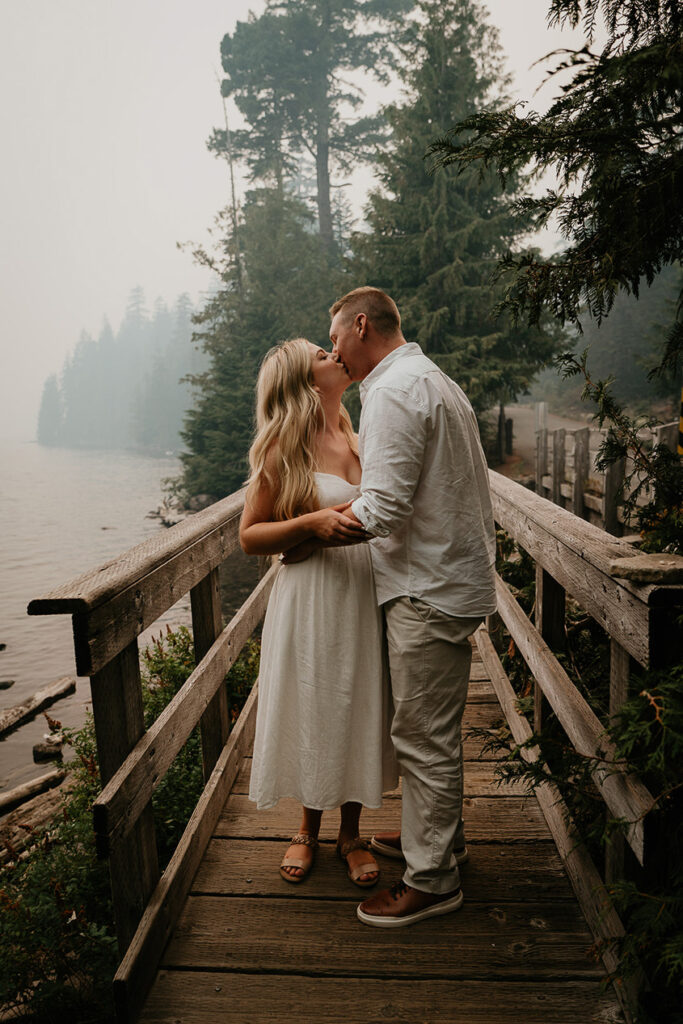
[37,288,205,453]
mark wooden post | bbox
[190,567,229,782]
[486,611,505,655]
[535,428,548,497]
[603,457,625,535]
[89,640,159,954]
[605,639,631,884]
[534,566,565,733]
[552,428,566,507]
[497,401,506,466]
[505,417,513,456]
[534,400,547,434]
[572,428,589,520]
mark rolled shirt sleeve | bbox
[351,386,428,537]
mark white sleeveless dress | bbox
[249,473,398,810]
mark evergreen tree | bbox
[36,375,63,446]
[355,0,562,416]
[429,0,683,379]
[211,0,411,250]
[180,189,345,499]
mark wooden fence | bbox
[27,473,683,1022]
[534,412,679,535]
[28,489,276,1021]
[486,472,683,1018]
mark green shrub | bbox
[0,627,261,1022]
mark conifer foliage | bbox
[355,0,563,414]
[429,0,683,378]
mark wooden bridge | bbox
[28,472,683,1023]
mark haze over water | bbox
[0,440,189,792]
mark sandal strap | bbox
[290,832,319,849]
[338,836,370,858]
[280,856,310,870]
[348,861,379,882]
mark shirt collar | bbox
[359,342,422,402]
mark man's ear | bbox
[356,312,368,340]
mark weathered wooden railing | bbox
[483,471,683,1019]
[28,488,273,1023]
[535,419,679,534]
[27,472,682,1023]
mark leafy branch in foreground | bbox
[426,0,683,379]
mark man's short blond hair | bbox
[330,286,401,338]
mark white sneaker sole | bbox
[356,889,464,928]
[370,838,469,866]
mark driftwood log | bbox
[0,676,76,738]
[0,777,72,864]
[0,768,66,816]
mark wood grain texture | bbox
[70,521,243,675]
[474,626,636,1021]
[215,793,550,842]
[162,895,601,979]
[192,839,570,902]
[140,973,622,1024]
[231,757,529,798]
[28,490,245,614]
[90,641,160,953]
[496,575,652,864]
[191,567,228,781]
[488,470,660,666]
[572,428,590,519]
[93,568,277,856]
[112,685,259,1024]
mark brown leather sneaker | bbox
[357,880,463,928]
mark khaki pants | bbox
[384,596,483,894]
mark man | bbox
[329,286,497,928]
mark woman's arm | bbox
[239,463,368,556]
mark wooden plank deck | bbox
[139,649,622,1024]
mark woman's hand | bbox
[307,502,369,543]
[281,539,320,564]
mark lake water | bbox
[0,439,257,795]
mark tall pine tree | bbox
[355,0,562,417]
[180,189,345,499]
[211,0,410,250]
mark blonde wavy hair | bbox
[246,338,358,521]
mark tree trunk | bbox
[316,111,334,250]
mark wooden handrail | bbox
[28,489,246,676]
[489,471,682,668]
[495,574,653,864]
[92,566,278,857]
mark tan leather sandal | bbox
[279,832,319,883]
[337,837,380,888]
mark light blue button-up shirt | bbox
[351,343,497,617]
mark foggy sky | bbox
[0,1,598,441]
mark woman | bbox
[240,338,397,886]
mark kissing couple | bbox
[239,286,496,927]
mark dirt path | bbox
[493,403,595,479]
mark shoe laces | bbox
[390,881,410,901]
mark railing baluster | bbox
[190,567,229,781]
[605,638,632,883]
[551,428,566,507]
[572,427,590,520]
[535,426,548,497]
[534,566,565,733]
[88,638,159,953]
[603,457,625,535]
